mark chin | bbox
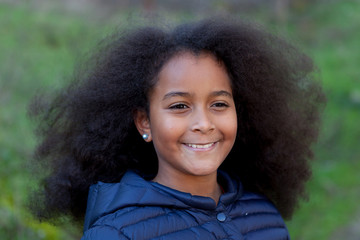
[188,165,219,177]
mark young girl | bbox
[30,17,325,239]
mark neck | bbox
[152,171,222,204]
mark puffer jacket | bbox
[81,170,289,240]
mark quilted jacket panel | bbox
[81,171,289,240]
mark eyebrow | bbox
[162,90,232,101]
[162,91,191,101]
[210,90,233,98]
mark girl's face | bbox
[136,52,237,180]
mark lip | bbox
[182,142,218,151]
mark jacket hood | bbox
[83,170,243,231]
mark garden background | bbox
[0,0,359,239]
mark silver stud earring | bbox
[142,133,149,140]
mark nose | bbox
[190,107,215,133]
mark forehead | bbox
[160,51,224,76]
[151,52,232,96]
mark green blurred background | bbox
[1,0,359,239]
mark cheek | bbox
[223,112,238,141]
[152,116,186,141]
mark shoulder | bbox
[81,224,129,240]
[230,191,290,239]
[237,191,281,213]
[82,206,154,240]
[83,205,185,239]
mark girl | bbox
[30,17,325,239]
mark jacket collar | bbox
[83,170,243,231]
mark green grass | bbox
[1,1,359,239]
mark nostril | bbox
[191,117,215,133]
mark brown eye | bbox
[212,102,228,108]
[169,104,189,109]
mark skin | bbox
[134,52,237,204]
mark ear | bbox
[133,110,152,142]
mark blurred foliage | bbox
[0,1,359,239]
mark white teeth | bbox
[186,143,214,149]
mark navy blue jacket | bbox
[82,171,289,239]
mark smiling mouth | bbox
[184,142,217,149]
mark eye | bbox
[211,102,229,108]
[169,103,189,109]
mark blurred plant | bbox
[0,1,359,239]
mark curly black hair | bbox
[29,17,325,222]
